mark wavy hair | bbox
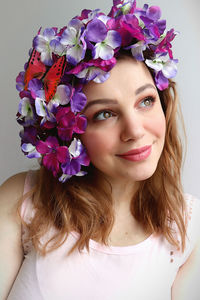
[18,64,187,256]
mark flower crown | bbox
[16,0,178,183]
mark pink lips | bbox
[117,145,152,162]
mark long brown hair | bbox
[18,68,187,256]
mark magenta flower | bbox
[107,14,145,46]
[156,29,177,59]
[67,57,116,83]
[56,107,87,141]
[36,136,70,177]
[108,0,136,18]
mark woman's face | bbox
[81,57,166,185]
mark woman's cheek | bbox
[149,114,166,139]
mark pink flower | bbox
[56,107,87,141]
[36,136,70,177]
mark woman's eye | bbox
[140,97,155,108]
[93,110,113,121]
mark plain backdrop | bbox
[0,0,199,197]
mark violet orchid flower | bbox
[56,107,87,141]
[33,28,58,66]
[60,19,86,65]
[60,138,90,182]
[36,136,70,177]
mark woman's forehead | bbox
[83,57,155,100]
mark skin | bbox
[81,56,166,205]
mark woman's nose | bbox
[120,113,145,142]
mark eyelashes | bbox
[91,96,156,122]
[139,96,156,108]
[93,110,116,121]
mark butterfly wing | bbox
[44,56,66,103]
[24,49,46,90]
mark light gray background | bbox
[0,0,199,197]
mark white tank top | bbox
[7,170,200,300]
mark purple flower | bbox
[36,136,70,177]
[78,9,102,24]
[85,18,108,43]
[60,138,90,181]
[28,78,43,99]
[16,72,25,92]
[49,37,66,56]
[155,71,169,90]
[125,40,147,61]
[67,57,116,83]
[56,107,87,141]
[107,14,145,46]
[21,143,41,159]
[145,57,178,90]
[35,97,56,126]
[108,0,136,18]
[92,29,121,60]
[18,97,36,126]
[19,127,38,145]
[33,28,57,66]
[55,84,87,113]
[60,19,86,65]
[136,4,166,39]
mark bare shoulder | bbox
[172,194,200,300]
[0,172,27,212]
[0,172,28,298]
[0,170,28,237]
[0,171,27,198]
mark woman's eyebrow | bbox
[83,83,156,112]
[83,99,118,112]
[135,83,156,95]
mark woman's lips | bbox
[117,145,152,162]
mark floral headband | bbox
[16,0,178,182]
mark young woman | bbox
[1,1,200,299]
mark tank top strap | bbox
[21,170,38,256]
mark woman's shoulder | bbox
[0,172,27,209]
[0,170,38,217]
